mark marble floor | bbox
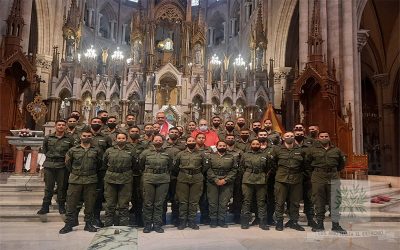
[0,221,399,250]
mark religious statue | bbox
[102,48,109,65]
[194,44,202,65]
[66,37,75,62]
[193,103,201,122]
[132,40,142,64]
[256,46,263,70]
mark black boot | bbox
[307,218,317,228]
[84,221,97,232]
[143,224,152,233]
[267,218,276,226]
[37,203,50,215]
[218,219,228,228]
[332,222,347,234]
[153,224,164,233]
[240,216,250,229]
[251,217,259,226]
[59,224,73,234]
[188,221,199,230]
[92,217,104,228]
[275,220,284,231]
[200,215,210,225]
[210,219,218,228]
[284,220,294,228]
[259,218,270,230]
[290,221,305,231]
[312,220,325,232]
[177,220,187,230]
[135,214,144,227]
[58,203,66,214]
[71,212,79,227]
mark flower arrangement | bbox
[18,129,33,137]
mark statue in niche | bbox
[163,38,173,51]
[102,48,109,65]
[132,40,142,64]
[194,44,202,65]
[193,103,201,122]
[212,103,218,114]
[82,100,91,123]
[66,37,75,62]
[256,46,263,70]
[129,99,140,117]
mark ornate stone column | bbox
[29,146,40,174]
[97,13,103,36]
[355,30,369,154]
[274,67,291,110]
[371,73,395,176]
[14,146,25,174]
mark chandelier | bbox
[84,45,97,60]
[111,47,124,62]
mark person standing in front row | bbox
[206,141,237,228]
[240,139,270,230]
[174,137,207,230]
[102,132,136,227]
[139,135,173,233]
[308,131,347,234]
[59,129,102,234]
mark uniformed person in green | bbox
[294,128,316,227]
[225,134,243,224]
[37,120,73,215]
[174,137,206,230]
[206,141,237,228]
[195,133,212,224]
[101,116,120,142]
[163,127,186,226]
[308,131,347,234]
[127,126,146,226]
[249,121,262,141]
[66,116,81,145]
[258,130,276,226]
[264,119,281,146]
[97,110,109,129]
[271,132,306,231]
[89,117,113,227]
[240,139,270,230]
[141,123,155,147]
[218,120,240,140]
[118,114,137,134]
[210,116,224,136]
[69,110,88,132]
[102,132,136,226]
[236,128,251,152]
[59,129,102,234]
[139,135,173,233]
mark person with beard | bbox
[139,135,173,233]
[263,119,281,145]
[307,132,347,234]
[97,110,109,129]
[119,114,137,134]
[174,137,207,230]
[210,116,224,135]
[101,116,120,142]
[236,128,251,152]
[308,124,320,141]
[271,132,306,232]
[195,133,212,224]
[249,121,262,140]
[219,120,240,140]
[102,133,135,227]
[88,117,113,228]
[206,141,238,228]
[37,120,74,216]
[191,119,220,147]
[225,134,243,223]
[235,117,247,131]
[294,129,316,228]
[59,129,102,234]
[66,116,80,145]
[240,139,270,230]
[127,126,146,226]
[162,127,186,226]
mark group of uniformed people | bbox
[36,109,347,235]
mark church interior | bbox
[0,0,399,176]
